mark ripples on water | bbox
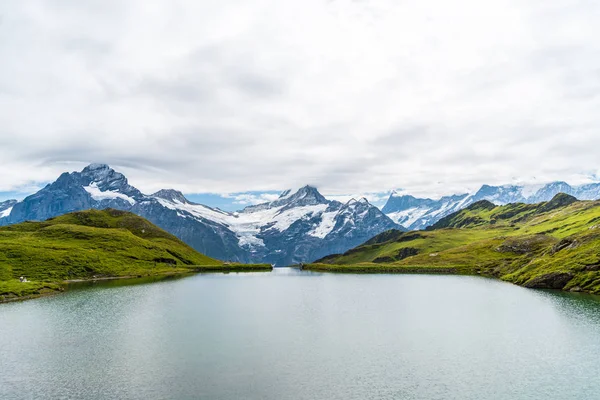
[1,269,599,400]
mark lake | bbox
[1,268,600,400]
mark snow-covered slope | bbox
[384,182,600,230]
[0,165,400,265]
[150,185,400,265]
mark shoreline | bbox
[303,263,600,296]
[0,264,273,304]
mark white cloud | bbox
[2,0,600,198]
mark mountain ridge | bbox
[0,165,401,266]
[383,182,600,230]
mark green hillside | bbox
[0,209,270,301]
[309,194,600,294]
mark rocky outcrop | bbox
[523,272,574,290]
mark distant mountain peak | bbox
[274,185,328,208]
[152,189,189,204]
[79,163,129,189]
[383,180,600,231]
[295,185,323,197]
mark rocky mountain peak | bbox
[382,193,432,213]
[287,185,327,204]
[152,189,189,204]
[247,185,329,212]
[80,163,127,188]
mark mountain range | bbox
[382,182,600,230]
[0,164,400,266]
[3,164,600,265]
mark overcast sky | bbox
[1,0,600,207]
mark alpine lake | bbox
[1,268,600,400]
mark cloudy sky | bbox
[1,0,600,209]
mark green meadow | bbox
[309,194,600,294]
[0,209,271,301]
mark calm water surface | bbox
[1,268,600,400]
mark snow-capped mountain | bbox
[384,182,600,230]
[3,164,144,224]
[149,185,400,265]
[0,164,400,265]
[382,193,471,231]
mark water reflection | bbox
[1,271,599,400]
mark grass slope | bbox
[0,209,270,301]
[309,194,600,294]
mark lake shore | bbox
[303,263,600,295]
[0,263,273,304]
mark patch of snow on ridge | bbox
[387,207,430,228]
[0,207,12,218]
[267,204,328,232]
[84,182,136,205]
[309,211,337,238]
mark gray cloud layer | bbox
[1,0,600,197]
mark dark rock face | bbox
[395,247,419,260]
[523,272,574,290]
[551,238,579,254]
[382,195,436,214]
[373,256,396,263]
[0,165,401,265]
[497,235,554,255]
[151,189,189,204]
[372,247,419,263]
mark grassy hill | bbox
[308,194,600,294]
[0,209,271,301]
